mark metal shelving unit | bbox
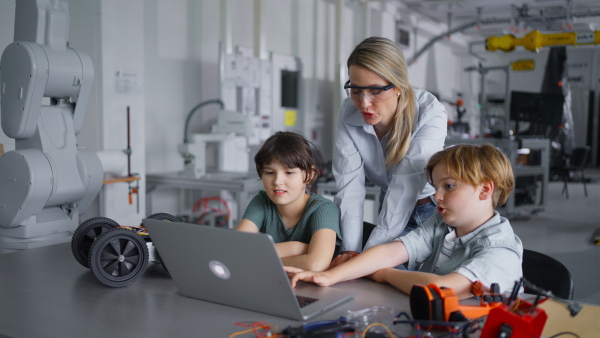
[145,172,263,227]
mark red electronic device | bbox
[409,280,579,337]
[480,300,547,338]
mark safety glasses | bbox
[344,80,396,103]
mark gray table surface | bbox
[0,243,413,338]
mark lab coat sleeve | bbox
[333,102,366,253]
[364,97,447,250]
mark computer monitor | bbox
[510,91,564,132]
[281,70,299,108]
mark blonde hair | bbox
[347,36,415,167]
[425,144,515,207]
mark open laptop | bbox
[143,218,354,321]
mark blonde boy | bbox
[286,144,523,299]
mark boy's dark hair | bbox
[254,131,322,187]
[425,143,515,207]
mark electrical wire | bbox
[510,297,523,312]
[361,322,394,338]
[393,312,485,338]
[117,225,148,236]
[436,316,486,338]
[192,196,231,225]
[279,280,580,338]
[230,321,282,338]
[549,332,581,338]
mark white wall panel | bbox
[98,0,146,224]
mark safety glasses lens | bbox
[346,88,395,103]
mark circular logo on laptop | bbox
[209,260,231,279]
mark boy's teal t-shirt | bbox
[242,190,341,245]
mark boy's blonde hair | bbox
[425,144,515,207]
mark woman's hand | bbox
[329,251,358,269]
[284,266,334,287]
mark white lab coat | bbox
[333,90,447,252]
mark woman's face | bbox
[348,65,400,132]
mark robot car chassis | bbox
[71,213,179,287]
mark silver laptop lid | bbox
[143,219,353,321]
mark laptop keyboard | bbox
[296,295,319,308]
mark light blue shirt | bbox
[333,90,447,252]
[400,211,524,294]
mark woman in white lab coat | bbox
[331,37,447,267]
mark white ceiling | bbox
[401,0,600,36]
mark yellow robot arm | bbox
[487,30,600,53]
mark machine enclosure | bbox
[481,301,548,338]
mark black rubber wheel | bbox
[71,217,119,268]
[88,228,149,288]
[146,212,181,222]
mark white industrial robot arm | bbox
[0,0,102,249]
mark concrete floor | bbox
[509,167,600,305]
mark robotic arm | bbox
[0,0,103,251]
